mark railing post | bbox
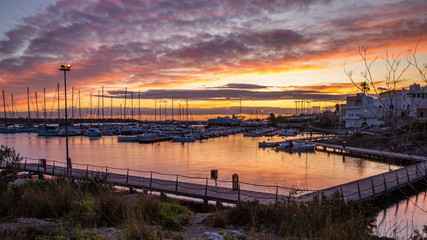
[24,157,27,170]
[406,167,410,183]
[126,169,129,186]
[275,186,279,202]
[383,174,388,193]
[340,185,344,201]
[175,174,179,194]
[396,171,400,188]
[357,181,362,201]
[204,178,208,200]
[370,177,376,197]
[149,171,153,190]
[37,159,40,172]
[52,161,55,176]
[86,164,89,178]
[237,183,240,202]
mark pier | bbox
[313,142,427,163]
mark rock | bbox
[203,232,223,240]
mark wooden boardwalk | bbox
[9,154,427,205]
[17,159,294,205]
[313,142,427,163]
[299,161,427,202]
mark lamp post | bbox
[59,64,71,173]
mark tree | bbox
[0,145,22,192]
[359,81,370,94]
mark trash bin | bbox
[232,173,239,190]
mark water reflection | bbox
[2,133,399,190]
[376,190,427,238]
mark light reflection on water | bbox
[2,133,398,190]
[2,132,424,234]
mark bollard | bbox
[232,174,239,190]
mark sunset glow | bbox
[0,0,426,120]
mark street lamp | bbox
[59,64,71,173]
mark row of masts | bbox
[2,85,193,126]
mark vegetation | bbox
[212,193,379,240]
[0,145,21,192]
[0,176,192,239]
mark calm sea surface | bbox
[1,132,425,236]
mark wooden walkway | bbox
[9,154,427,205]
[17,159,294,205]
[299,161,427,202]
[313,142,427,163]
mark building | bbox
[342,93,383,128]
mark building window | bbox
[421,112,424,117]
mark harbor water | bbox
[0,132,425,236]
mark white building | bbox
[400,84,427,117]
[342,93,383,128]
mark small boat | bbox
[276,140,292,151]
[171,134,196,143]
[292,142,316,151]
[278,129,299,136]
[117,135,141,142]
[258,141,285,148]
[83,128,102,137]
[243,131,264,137]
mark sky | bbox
[0,0,426,120]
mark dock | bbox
[313,142,427,163]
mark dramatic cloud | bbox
[0,0,426,110]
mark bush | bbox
[225,193,378,239]
[0,145,22,192]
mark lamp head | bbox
[67,64,71,69]
[60,65,65,68]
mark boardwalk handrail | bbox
[8,156,427,204]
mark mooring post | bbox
[383,174,388,193]
[357,181,362,201]
[126,169,129,186]
[175,174,179,194]
[370,177,375,196]
[149,171,153,190]
[275,186,279,202]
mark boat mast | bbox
[71,87,74,121]
[2,90,6,126]
[123,87,127,125]
[110,95,113,125]
[186,99,189,122]
[78,90,81,125]
[154,100,157,122]
[138,91,141,121]
[43,88,47,126]
[57,83,60,123]
[131,91,134,122]
[27,87,31,125]
[97,89,100,127]
[171,98,174,121]
[11,94,14,120]
[102,87,104,125]
[35,92,39,120]
[90,93,93,126]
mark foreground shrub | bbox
[226,193,378,239]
